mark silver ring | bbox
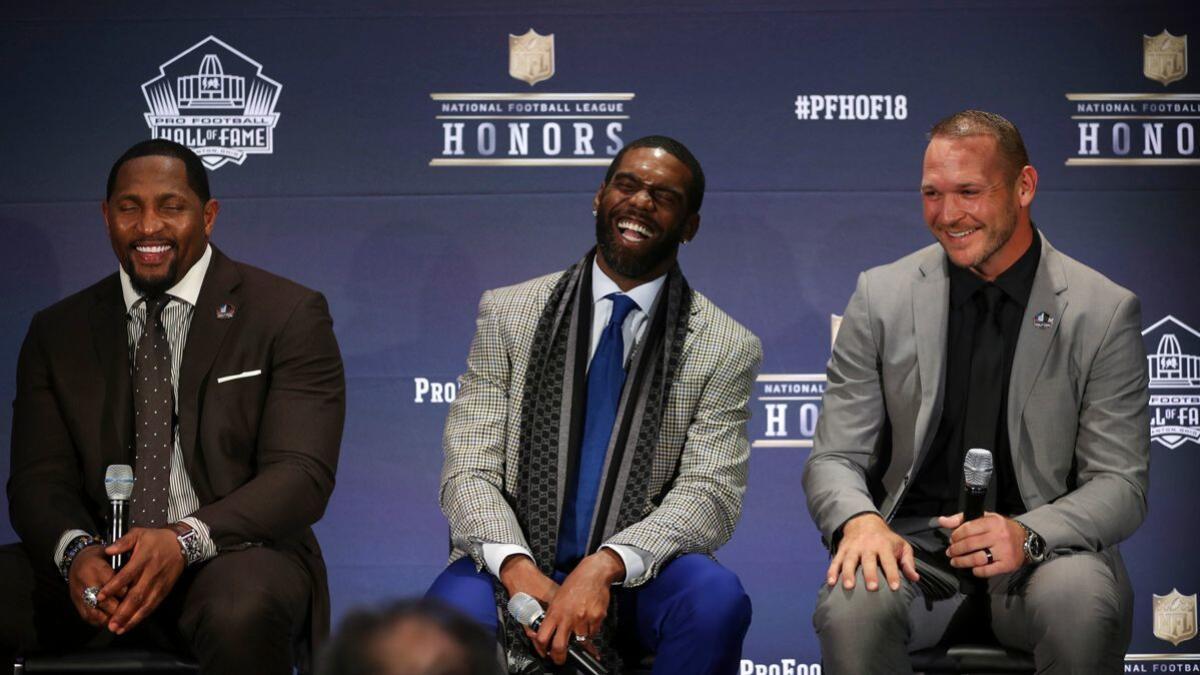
[983,548,994,565]
[83,586,100,609]
[573,633,587,644]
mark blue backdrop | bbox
[3,2,1199,669]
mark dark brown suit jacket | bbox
[7,246,345,647]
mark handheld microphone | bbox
[962,448,993,522]
[959,449,993,593]
[507,592,608,675]
[104,464,134,569]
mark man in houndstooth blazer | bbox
[429,136,761,674]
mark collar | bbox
[119,244,213,312]
[949,227,1041,309]
[591,257,666,313]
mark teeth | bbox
[617,220,651,237]
[947,229,977,239]
[136,244,170,253]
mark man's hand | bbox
[827,513,919,592]
[939,512,1025,577]
[499,554,559,607]
[533,549,623,665]
[68,545,121,627]
[97,527,186,635]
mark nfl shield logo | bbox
[1154,589,1198,646]
[509,29,555,86]
[1144,30,1188,86]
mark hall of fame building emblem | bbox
[1143,316,1200,450]
[1154,589,1198,647]
[142,36,282,170]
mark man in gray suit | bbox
[804,110,1149,673]
[429,136,760,674]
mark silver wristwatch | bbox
[1018,522,1048,564]
[171,524,203,566]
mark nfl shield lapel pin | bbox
[217,303,236,320]
[1033,311,1054,329]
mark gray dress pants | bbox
[812,519,1133,675]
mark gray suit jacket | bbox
[804,235,1149,554]
[440,271,762,584]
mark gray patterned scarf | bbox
[496,249,691,673]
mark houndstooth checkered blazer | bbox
[440,270,762,585]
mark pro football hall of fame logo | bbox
[1143,316,1200,450]
[431,29,634,167]
[1066,29,1198,166]
[142,36,282,170]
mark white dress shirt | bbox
[54,245,218,567]
[482,259,665,585]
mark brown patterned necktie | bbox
[131,295,174,528]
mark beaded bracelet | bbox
[59,534,104,581]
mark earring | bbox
[592,210,597,217]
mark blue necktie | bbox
[556,293,639,569]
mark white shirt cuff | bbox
[53,529,92,568]
[481,542,534,578]
[600,544,648,585]
[179,516,218,563]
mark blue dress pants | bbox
[426,553,752,674]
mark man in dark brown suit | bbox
[1,139,345,674]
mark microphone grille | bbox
[963,448,993,488]
[105,464,135,501]
[507,592,543,627]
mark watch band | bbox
[170,523,203,566]
[60,534,104,581]
[1018,522,1048,564]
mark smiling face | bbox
[103,155,218,295]
[920,134,1036,280]
[593,146,700,289]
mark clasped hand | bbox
[500,550,624,665]
[67,527,185,634]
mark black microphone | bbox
[104,464,134,570]
[962,448,993,522]
[959,448,993,593]
[507,592,608,675]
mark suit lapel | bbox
[1008,237,1068,463]
[178,248,241,478]
[90,276,133,467]
[911,250,949,470]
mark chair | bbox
[14,648,199,674]
[910,640,1034,674]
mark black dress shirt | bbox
[896,229,1042,518]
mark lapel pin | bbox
[1033,311,1054,329]
[216,303,236,320]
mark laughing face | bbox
[920,134,1035,280]
[593,147,699,288]
[103,155,218,295]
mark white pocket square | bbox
[216,369,262,384]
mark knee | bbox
[182,587,294,644]
[1024,555,1130,665]
[671,559,751,636]
[814,572,912,640]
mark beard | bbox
[127,261,179,297]
[594,209,684,279]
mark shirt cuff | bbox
[481,542,534,579]
[179,517,218,563]
[600,544,650,586]
[54,529,91,568]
